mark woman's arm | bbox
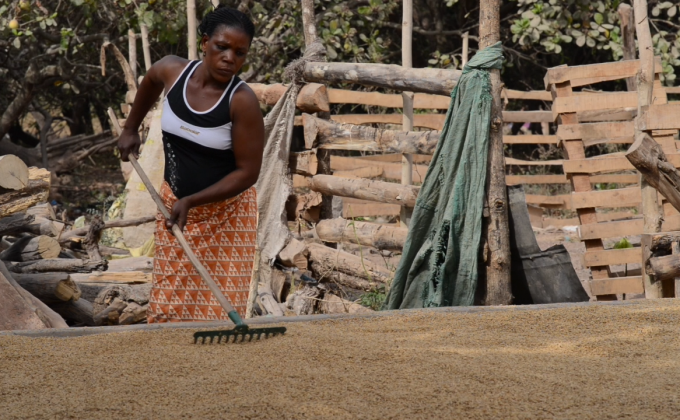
[117,56,188,161]
[167,84,265,231]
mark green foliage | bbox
[613,238,633,249]
[359,287,386,311]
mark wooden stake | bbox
[128,29,137,80]
[400,0,414,228]
[618,3,636,91]
[140,25,152,72]
[300,0,318,46]
[186,0,198,61]
[634,0,662,298]
[462,32,469,67]
[479,0,512,305]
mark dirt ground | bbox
[2,300,680,419]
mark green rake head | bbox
[193,325,287,344]
[193,310,286,344]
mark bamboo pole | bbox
[400,0,414,228]
[479,0,512,305]
[140,25,152,72]
[187,0,198,60]
[633,0,663,299]
[127,29,137,80]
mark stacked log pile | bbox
[0,154,153,331]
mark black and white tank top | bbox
[161,60,245,198]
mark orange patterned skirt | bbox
[148,182,257,323]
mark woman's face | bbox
[201,25,251,84]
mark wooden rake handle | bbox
[108,109,243,325]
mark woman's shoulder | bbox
[154,56,193,87]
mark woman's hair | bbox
[198,5,255,42]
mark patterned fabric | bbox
[148,182,257,323]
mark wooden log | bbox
[288,284,322,315]
[309,261,382,291]
[0,155,29,190]
[13,272,81,303]
[307,242,393,284]
[119,302,148,325]
[319,293,372,314]
[278,238,308,270]
[289,151,318,176]
[7,258,108,274]
[479,0,512,306]
[304,113,439,154]
[618,3,636,91]
[0,235,61,262]
[286,192,323,223]
[186,0,197,60]
[309,175,419,207]
[93,297,128,326]
[303,62,462,96]
[83,215,104,261]
[0,262,49,330]
[0,260,67,329]
[0,213,35,237]
[626,132,680,213]
[258,284,285,317]
[0,167,50,218]
[315,218,407,251]
[333,166,384,179]
[93,284,149,325]
[24,216,62,237]
[647,253,680,282]
[250,83,329,113]
[50,299,95,326]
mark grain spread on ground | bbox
[2,300,680,419]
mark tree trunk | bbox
[309,175,419,207]
[13,272,81,304]
[0,167,50,218]
[634,0,663,299]
[303,62,461,96]
[303,113,439,154]
[0,213,35,237]
[301,0,318,46]
[618,3,637,91]
[307,243,393,284]
[315,218,407,251]
[479,0,512,305]
[647,253,680,282]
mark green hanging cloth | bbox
[384,42,503,309]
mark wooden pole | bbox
[462,32,469,67]
[127,29,137,81]
[400,0,414,228]
[301,0,318,47]
[187,0,198,61]
[618,3,636,91]
[634,0,663,299]
[479,0,512,305]
[140,25,152,72]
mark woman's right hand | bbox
[117,128,141,162]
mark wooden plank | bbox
[590,276,644,295]
[571,187,641,209]
[582,248,641,267]
[553,92,637,117]
[70,271,151,284]
[330,114,444,130]
[355,154,432,164]
[544,57,662,88]
[505,174,639,185]
[327,88,551,110]
[342,202,400,218]
[557,122,634,141]
[333,166,384,179]
[640,103,680,130]
[506,157,563,166]
[503,135,558,144]
[563,153,680,174]
[578,213,680,241]
[503,111,554,123]
[525,194,572,209]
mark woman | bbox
[117,6,264,322]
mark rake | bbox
[109,111,285,344]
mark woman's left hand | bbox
[167,198,193,232]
